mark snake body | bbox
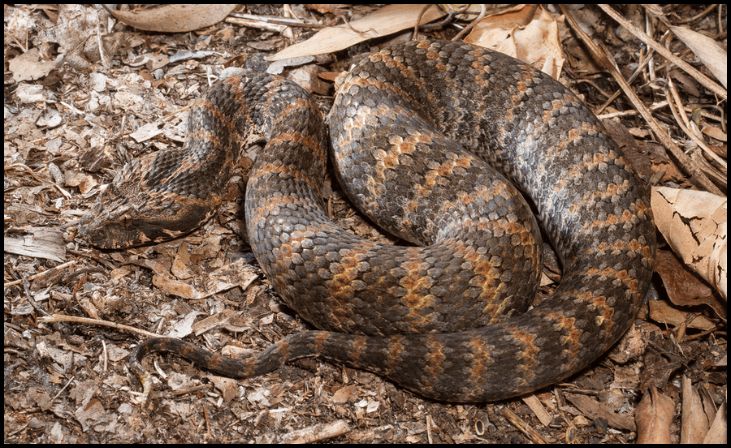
[82,40,655,402]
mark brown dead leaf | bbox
[635,386,674,444]
[64,170,98,194]
[652,187,727,300]
[648,299,715,331]
[269,4,446,61]
[464,5,564,78]
[305,4,350,15]
[109,4,237,33]
[654,250,724,318]
[332,384,359,404]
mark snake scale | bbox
[81,39,655,402]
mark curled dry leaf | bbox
[651,187,727,300]
[464,5,564,78]
[109,4,237,33]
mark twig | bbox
[598,4,727,100]
[23,277,48,316]
[596,100,669,119]
[39,313,160,338]
[278,420,351,443]
[674,4,718,25]
[452,4,487,41]
[666,78,727,170]
[413,4,435,40]
[562,6,723,195]
[595,47,655,115]
[225,17,289,34]
[501,408,548,444]
[229,12,325,29]
[4,260,77,287]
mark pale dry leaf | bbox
[681,376,709,443]
[669,25,727,88]
[191,309,238,336]
[109,4,237,33]
[269,4,446,61]
[208,375,239,403]
[8,47,59,82]
[651,187,727,300]
[703,401,727,444]
[166,310,201,339]
[635,386,674,444]
[464,5,564,78]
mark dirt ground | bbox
[4,4,726,443]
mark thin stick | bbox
[562,6,723,195]
[278,420,351,444]
[452,4,486,41]
[5,260,77,287]
[598,4,726,100]
[39,313,160,338]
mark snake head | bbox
[78,155,217,249]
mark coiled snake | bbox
[81,40,655,402]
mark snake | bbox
[80,39,656,402]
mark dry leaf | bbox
[681,376,709,443]
[152,256,258,300]
[704,401,727,444]
[670,25,727,88]
[654,250,724,318]
[332,384,359,404]
[269,4,446,61]
[191,309,238,336]
[647,299,715,331]
[651,187,727,300]
[635,386,674,444]
[464,5,564,78]
[109,4,237,33]
[8,47,59,82]
[208,375,239,403]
